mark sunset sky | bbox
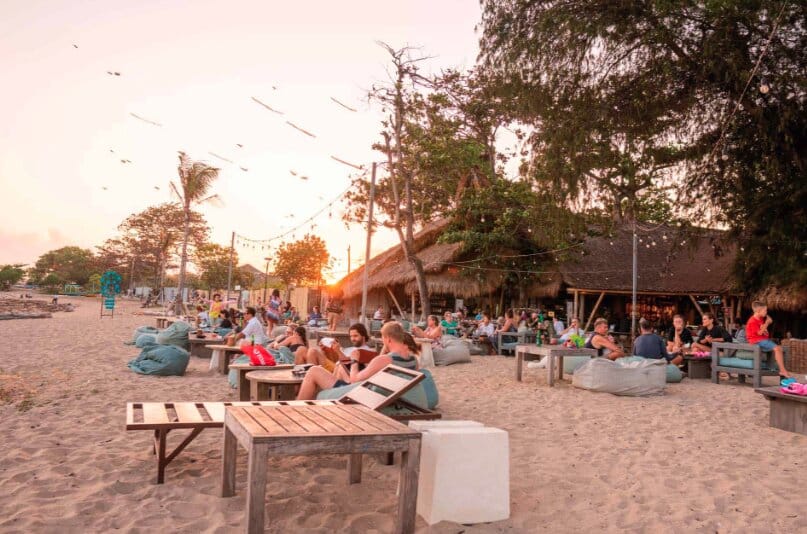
[0,0,482,281]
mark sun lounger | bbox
[126,364,440,483]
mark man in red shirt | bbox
[746,301,792,384]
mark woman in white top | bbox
[559,317,583,342]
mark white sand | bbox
[0,296,805,533]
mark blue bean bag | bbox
[156,321,191,349]
[227,355,251,388]
[128,344,190,376]
[315,368,439,410]
[135,333,158,348]
[125,325,160,345]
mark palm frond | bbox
[169,181,183,202]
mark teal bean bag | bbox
[125,325,160,345]
[128,344,190,376]
[155,321,191,349]
[227,355,251,388]
[135,333,158,348]
[315,368,439,410]
[268,346,296,365]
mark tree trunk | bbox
[175,208,191,315]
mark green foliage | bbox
[40,273,63,291]
[273,234,331,287]
[86,273,102,294]
[195,243,240,290]
[478,0,807,291]
[0,264,25,290]
[29,246,96,286]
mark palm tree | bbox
[171,151,220,315]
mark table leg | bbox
[238,370,250,401]
[253,382,271,401]
[221,425,237,497]
[245,443,268,534]
[218,351,228,374]
[558,356,564,382]
[547,355,555,387]
[395,439,421,534]
[516,349,524,381]
[277,384,296,401]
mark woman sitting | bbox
[296,322,418,400]
[493,309,518,352]
[411,315,443,346]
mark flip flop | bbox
[780,377,797,387]
[781,383,807,396]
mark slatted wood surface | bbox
[227,404,418,440]
[126,400,335,430]
[341,365,423,410]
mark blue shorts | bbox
[756,339,776,352]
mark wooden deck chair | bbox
[126,364,439,483]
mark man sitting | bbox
[307,305,322,326]
[230,307,268,345]
[746,301,792,384]
[473,313,496,355]
[440,311,458,336]
[584,318,625,360]
[691,312,732,353]
[632,318,682,365]
[373,305,385,321]
[297,323,375,372]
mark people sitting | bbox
[297,323,375,371]
[474,313,496,355]
[746,301,792,383]
[493,309,518,352]
[296,321,418,400]
[585,317,625,360]
[552,315,565,336]
[691,312,732,353]
[229,307,268,345]
[632,318,682,365]
[307,305,323,326]
[218,309,233,329]
[411,315,443,345]
[195,305,210,328]
[559,317,583,342]
[666,314,693,356]
[271,325,307,361]
[526,312,541,330]
[373,305,385,321]
[440,311,458,336]
[269,324,294,349]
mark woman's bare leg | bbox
[296,366,337,400]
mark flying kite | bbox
[130,113,162,127]
[251,97,283,115]
[208,152,233,164]
[330,155,363,170]
[285,121,316,138]
[330,97,357,112]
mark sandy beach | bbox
[1,296,805,533]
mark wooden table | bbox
[188,335,223,358]
[246,370,304,401]
[755,386,807,436]
[683,355,712,379]
[209,344,247,374]
[229,363,294,401]
[515,344,598,386]
[221,404,421,534]
[155,316,172,329]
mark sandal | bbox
[781,382,807,396]
[780,376,797,387]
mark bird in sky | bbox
[239,166,248,172]
[106,71,121,76]
[289,170,297,176]
[102,187,108,191]
[236,143,243,148]
[120,159,131,164]
[153,186,160,191]
[300,175,309,180]
[109,149,114,153]
[72,44,78,48]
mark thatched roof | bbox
[752,284,807,313]
[338,220,493,299]
[550,225,738,295]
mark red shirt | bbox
[745,315,768,344]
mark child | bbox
[746,301,793,385]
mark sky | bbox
[0,0,482,281]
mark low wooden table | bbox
[155,316,172,329]
[516,344,598,386]
[209,344,247,374]
[246,370,304,401]
[755,386,807,436]
[683,355,712,379]
[188,335,223,359]
[221,404,421,534]
[229,363,294,401]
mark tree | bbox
[273,234,331,288]
[0,264,25,290]
[344,47,505,319]
[478,1,807,291]
[195,243,239,291]
[171,152,220,313]
[29,246,96,286]
[97,203,209,292]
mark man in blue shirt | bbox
[634,318,682,365]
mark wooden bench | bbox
[126,364,439,483]
[711,342,789,388]
[755,386,807,436]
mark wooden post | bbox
[386,286,406,320]
[583,291,606,332]
[245,443,269,534]
[410,292,416,321]
[395,439,421,534]
[688,295,705,317]
[221,426,237,497]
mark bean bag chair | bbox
[267,346,296,365]
[156,321,192,349]
[214,327,232,337]
[563,356,593,374]
[128,344,190,376]
[316,368,439,410]
[433,337,471,366]
[621,356,683,383]
[135,333,158,349]
[572,357,666,396]
[227,355,252,389]
[125,325,160,345]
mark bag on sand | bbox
[125,325,160,345]
[241,344,276,366]
[433,337,471,366]
[156,321,192,349]
[572,357,666,396]
[128,344,190,376]
[135,333,158,348]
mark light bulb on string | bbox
[481,215,486,223]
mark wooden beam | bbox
[688,294,705,317]
[572,290,578,321]
[583,292,606,332]
[386,286,406,320]
[566,288,738,298]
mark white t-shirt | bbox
[241,317,268,345]
[553,319,565,333]
[475,322,495,337]
[343,344,373,359]
[373,310,384,320]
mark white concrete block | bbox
[408,420,484,432]
[416,426,510,525]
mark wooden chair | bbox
[711,341,789,389]
[126,364,439,483]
